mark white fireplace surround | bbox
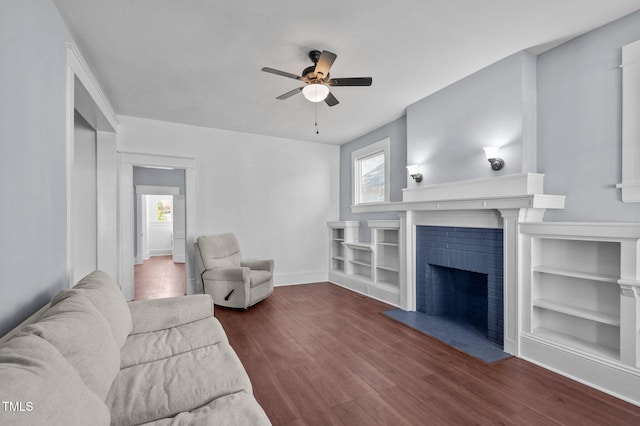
[396,173,566,356]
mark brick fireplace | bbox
[416,226,504,347]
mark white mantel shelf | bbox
[352,194,565,214]
[352,173,565,214]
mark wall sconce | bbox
[483,146,504,171]
[406,164,423,182]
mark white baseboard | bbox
[520,333,640,407]
[149,249,172,257]
[328,271,400,307]
[274,271,328,286]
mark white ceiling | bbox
[53,0,640,145]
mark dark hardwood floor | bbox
[215,282,640,426]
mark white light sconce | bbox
[483,146,504,171]
[406,164,423,182]
[302,82,330,102]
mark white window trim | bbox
[351,137,391,207]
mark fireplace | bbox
[416,226,503,347]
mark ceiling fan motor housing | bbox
[303,51,328,79]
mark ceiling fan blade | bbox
[324,91,339,107]
[314,50,337,78]
[276,87,304,100]
[328,77,372,86]
[262,67,304,81]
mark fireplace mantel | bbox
[352,173,565,214]
[394,173,565,356]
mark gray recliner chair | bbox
[194,233,274,308]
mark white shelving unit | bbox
[327,221,359,275]
[327,220,401,306]
[344,242,373,280]
[530,237,622,360]
[519,222,640,405]
[371,221,400,290]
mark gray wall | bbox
[538,10,640,222]
[0,0,74,336]
[406,51,537,187]
[133,166,186,194]
[341,11,640,224]
[339,117,407,242]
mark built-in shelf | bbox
[343,242,371,250]
[533,266,619,284]
[520,222,640,404]
[327,220,401,307]
[327,221,359,275]
[531,327,620,361]
[376,264,399,273]
[533,298,620,327]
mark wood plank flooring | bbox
[215,282,640,426]
[134,255,186,300]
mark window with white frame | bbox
[154,198,173,223]
[352,138,390,205]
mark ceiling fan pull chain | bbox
[315,102,319,135]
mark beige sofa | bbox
[0,271,270,426]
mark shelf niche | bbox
[327,220,401,306]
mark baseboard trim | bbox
[520,333,640,407]
[149,249,172,257]
[329,271,400,307]
[274,271,328,286]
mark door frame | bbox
[65,43,118,288]
[118,153,196,300]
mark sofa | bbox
[0,271,271,426]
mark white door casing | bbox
[173,195,186,263]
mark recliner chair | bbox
[194,233,274,308]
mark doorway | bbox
[118,154,196,301]
[133,181,186,300]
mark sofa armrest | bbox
[241,259,274,272]
[202,267,250,283]
[127,294,214,335]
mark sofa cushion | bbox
[138,391,271,426]
[52,270,132,348]
[23,293,120,400]
[107,342,253,426]
[128,295,214,335]
[120,316,228,368]
[0,333,110,426]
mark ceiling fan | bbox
[261,50,372,107]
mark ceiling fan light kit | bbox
[302,82,330,102]
[261,49,372,107]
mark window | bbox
[352,138,390,205]
[156,199,173,222]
